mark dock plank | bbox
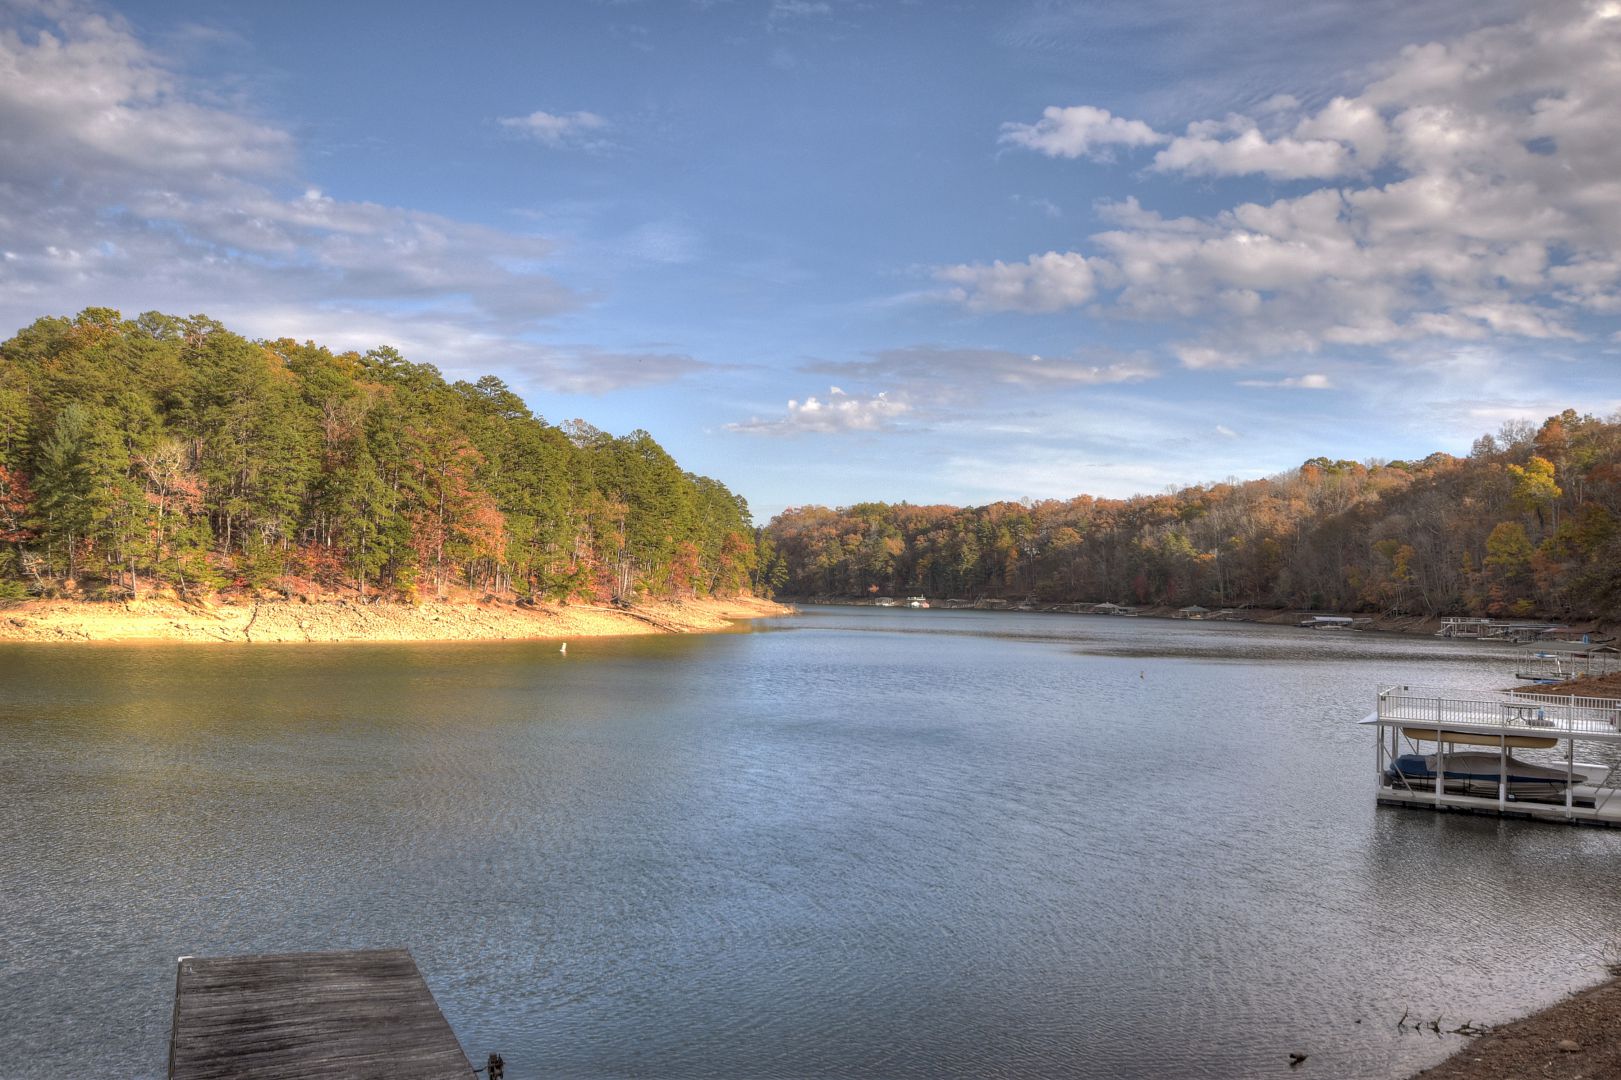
[169,949,476,1079]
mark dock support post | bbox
[1435,723,1445,808]
[1498,734,1507,809]
[1375,695,1385,790]
[1567,737,1575,819]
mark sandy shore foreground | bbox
[0,594,793,644]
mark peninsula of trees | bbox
[763,411,1621,621]
[0,309,758,605]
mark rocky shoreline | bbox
[0,593,792,644]
[1410,972,1621,1079]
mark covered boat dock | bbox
[1362,685,1621,827]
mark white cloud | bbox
[959,1,1621,367]
[497,109,609,148]
[726,387,908,435]
[1237,373,1335,389]
[770,0,831,18]
[0,7,291,186]
[190,305,710,396]
[999,105,1167,160]
[1171,344,1244,369]
[1152,126,1353,180]
[1294,96,1388,168]
[723,345,1160,438]
[807,345,1155,396]
[0,3,583,351]
[937,251,1098,313]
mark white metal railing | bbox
[1377,684,1621,736]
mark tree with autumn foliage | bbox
[766,410,1621,621]
[0,309,759,605]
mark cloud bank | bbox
[0,2,689,393]
[947,0,1621,370]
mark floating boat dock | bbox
[1362,685,1621,827]
[168,949,476,1079]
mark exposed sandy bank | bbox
[0,594,793,644]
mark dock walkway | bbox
[168,949,475,1079]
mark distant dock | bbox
[168,949,477,1079]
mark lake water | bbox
[2,607,1618,1078]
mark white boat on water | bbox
[907,596,929,608]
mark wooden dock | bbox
[168,949,476,1079]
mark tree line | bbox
[764,410,1621,620]
[0,309,759,603]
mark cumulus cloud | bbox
[953,1,1621,366]
[497,109,609,148]
[999,105,1166,160]
[937,252,1098,313]
[726,387,908,435]
[1237,373,1335,389]
[1152,126,1352,180]
[0,2,582,347]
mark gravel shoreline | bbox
[1410,972,1621,1079]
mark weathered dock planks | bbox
[168,949,475,1079]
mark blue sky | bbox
[2,0,1618,519]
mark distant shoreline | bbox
[782,596,1611,639]
[0,594,793,644]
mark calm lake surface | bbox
[3,607,1619,1078]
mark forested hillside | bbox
[0,309,758,603]
[765,411,1621,620]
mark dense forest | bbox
[0,309,758,603]
[764,411,1621,621]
